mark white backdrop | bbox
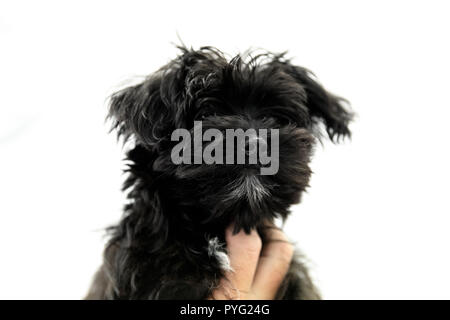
[1,0,449,299]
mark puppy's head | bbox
[109,47,352,233]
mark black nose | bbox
[244,136,266,156]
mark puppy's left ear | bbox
[274,60,353,142]
[108,73,174,148]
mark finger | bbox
[224,224,262,294]
[252,225,294,299]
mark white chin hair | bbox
[224,173,270,205]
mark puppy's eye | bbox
[198,111,216,120]
[196,111,208,120]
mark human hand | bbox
[210,223,294,300]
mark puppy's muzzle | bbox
[243,136,266,156]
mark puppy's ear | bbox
[273,60,353,142]
[108,73,174,148]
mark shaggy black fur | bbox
[86,46,352,300]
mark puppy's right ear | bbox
[292,67,353,142]
[108,73,173,148]
[271,59,353,142]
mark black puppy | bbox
[86,47,352,299]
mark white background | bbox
[1,0,449,299]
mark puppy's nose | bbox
[244,136,266,156]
